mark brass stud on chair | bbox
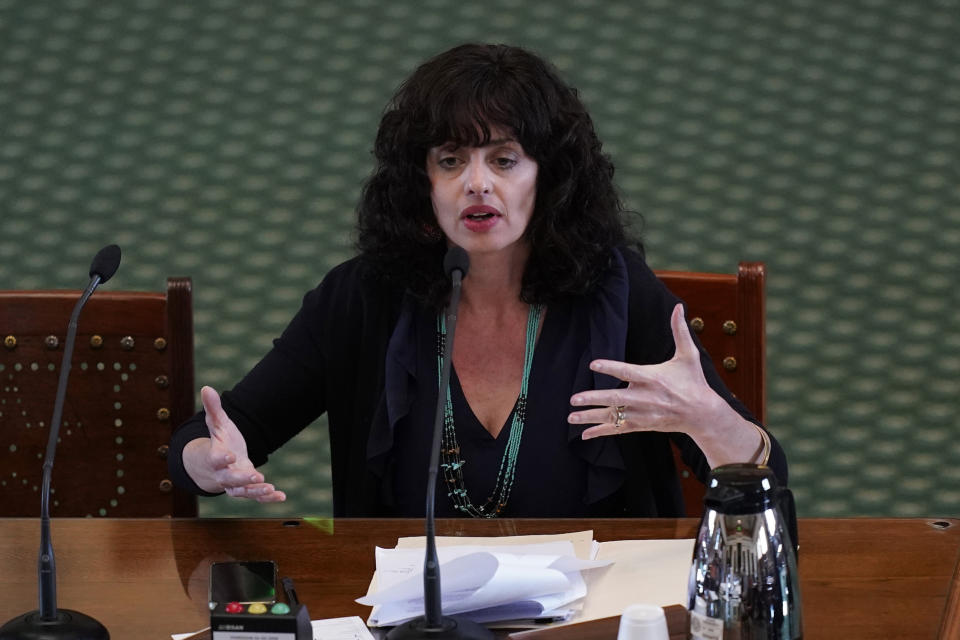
[90,335,104,349]
[44,335,60,350]
[158,479,173,493]
[722,356,738,371]
[3,335,16,349]
[157,444,169,459]
[157,407,171,421]
[120,336,135,350]
[154,337,167,351]
[155,375,170,389]
[722,320,738,335]
[690,317,705,333]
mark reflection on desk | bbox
[0,518,957,639]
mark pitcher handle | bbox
[779,487,800,559]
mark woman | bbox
[169,43,787,517]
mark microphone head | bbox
[89,244,122,283]
[443,245,469,280]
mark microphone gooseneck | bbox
[386,246,491,640]
[0,245,117,640]
[424,250,466,628]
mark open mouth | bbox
[461,206,501,221]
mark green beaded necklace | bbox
[436,303,544,518]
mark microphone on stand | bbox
[0,245,120,640]
[386,246,492,640]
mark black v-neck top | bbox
[391,301,590,517]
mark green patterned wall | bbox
[1,0,958,518]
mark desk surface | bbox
[0,518,957,639]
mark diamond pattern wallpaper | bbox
[1,0,958,518]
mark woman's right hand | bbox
[182,386,286,502]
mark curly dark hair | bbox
[356,43,631,308]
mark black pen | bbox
[281,576,300,607]
[532,615,567,624]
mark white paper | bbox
[311,616,375,640]
[172,616,374,640]
[577,538,695,622]
[395,530,596,561]
[358,540,610,626]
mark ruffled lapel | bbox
[366,293,421,471]
[567,247,631,504]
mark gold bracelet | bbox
[752,424,771,466]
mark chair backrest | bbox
[654,262,766,517]
[0,277,197,517]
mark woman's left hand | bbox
[568,303,724,442]
[568,303,765,467]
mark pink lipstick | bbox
[460,205,501,232]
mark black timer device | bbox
[209,562,311,640]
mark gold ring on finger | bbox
[614,405,626,429]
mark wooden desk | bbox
[0,518,957,639]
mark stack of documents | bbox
[357,531,694,628]
[358,540,609,625]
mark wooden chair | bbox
[654,262,766,517]
[0,278,198,517]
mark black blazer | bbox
[169,248,786,516]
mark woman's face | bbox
[426,127,538,261]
